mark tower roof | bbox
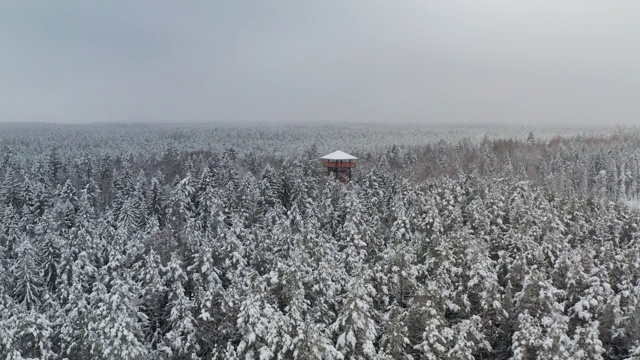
[321,150,358,160]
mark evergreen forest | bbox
[2,123,640,359]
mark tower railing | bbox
[322,161,356,168]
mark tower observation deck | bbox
[321,150,357,183]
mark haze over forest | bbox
[2,1,640,126]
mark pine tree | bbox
[337,192,370,275]
[331,270,378,359]
[40,233,62,293]
[284,275,340,360]
[10,236,43,311]
[48,147,64,185]
[527,131,536,145]
[0,204,21,258]
[235,275,279,359]
[511,268,573,359]
[0,167,25,210]
[570,321,605,360]
[88,274,148,360]
[1,304,55,359]
[411,284,451,360]
[379,305,411,359]
[376,241,419,309]
[159,255,200,358]
[447,316,491,359]
[186,230,224,355]
[148,174,167,229]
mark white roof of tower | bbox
[321,150,358,160]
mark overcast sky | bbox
[1,1,639,126]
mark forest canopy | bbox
[1,123,640,359]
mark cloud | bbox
[1,1,639,126]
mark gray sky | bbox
[1,1,639,126]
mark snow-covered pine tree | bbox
[330,268,378,359]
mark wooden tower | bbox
[321,150,357,183]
